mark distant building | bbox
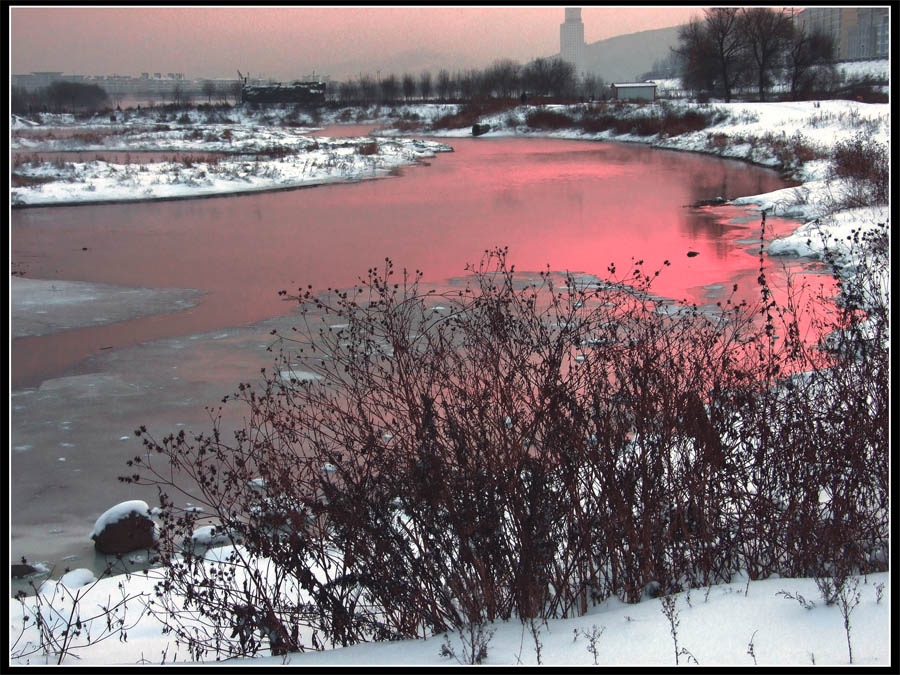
[611,82,657,101]
[560,7,586,79]
[11,71,87,89]
[796,7,889,60]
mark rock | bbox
[11,563,39,578]
[91,500,157,554]
[690,196,727,207]
[38,568,98,595]
[184,524,234,549]
[641,580,664,599]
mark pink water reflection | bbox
[12,134,820,387]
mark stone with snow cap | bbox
[39,568,98,594]
[90,499,158,554]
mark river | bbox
[10,127,819,587]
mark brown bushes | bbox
[524,108,575,130]
[128,227,888,657]
[431,101,518,130]
[829,133,889,207]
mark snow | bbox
[9,557,890,665]
[38,569,97,595]
[89,500,153,539]
[187,525,233,548]
[767,206,891,259]
[11,120,452,206]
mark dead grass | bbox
[11,173,57,188]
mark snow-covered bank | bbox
[11,134,450,207]
[9,557,890,666]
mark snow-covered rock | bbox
[186,524,234,548]
[38,568,97,595]
[90,500,158,554]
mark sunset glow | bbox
[10,5,704,80]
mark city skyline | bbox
[10,5,704,81]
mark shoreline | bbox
[10,173,376,209]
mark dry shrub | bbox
[393,119,423,133]
[829,133,889,207]
[706,133,730,150]
[524,108,575,130]
[11,173,56,188]
[760,131,825,173]
[580,112,616,134]
[127,228,888,658]
[431,102,517,131]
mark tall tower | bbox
[560,7,585,79]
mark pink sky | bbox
[10,6,704,80]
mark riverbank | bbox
[11,129,451,207]
[11,97,889,265]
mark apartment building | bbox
[796,6,889,60]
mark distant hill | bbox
[324,26,686,84]
[581,25,683,83]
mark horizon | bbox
[10,6,706,81]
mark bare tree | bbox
[418,70,433,101]
[202,80,218,104]
[786,25,836,98]
[171,82,192,107]
[417,70,433,101]
[740,8,793,101]
[703,7,747,102]
[456,69,478,101]
[42,81,109,113]
[675,18,719,97]
[485,59,520,100]
[379,73,399,102]
[401,73,417,101]
[548,58,576,98]
[521,57,553,97]
[338,79,359,104]
[436,68,452,101]
[229,79,243,104]
[579,73,604,101]
[358,74,377,104]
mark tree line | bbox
[676,7,836,102]
[329,56,607,105]
[11,81,110,114]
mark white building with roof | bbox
[611,82,657,101]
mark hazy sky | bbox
[10,6,705,81]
